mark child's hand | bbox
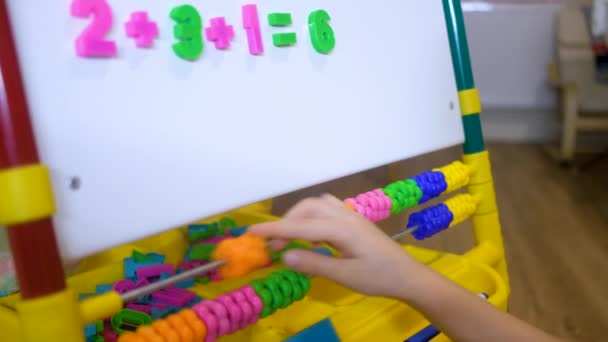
[249,194,424,299]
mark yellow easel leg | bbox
[17,289,84,342]
[463,151,510,293]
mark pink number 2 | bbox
[71,0,117,57]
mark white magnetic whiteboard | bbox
[6,0,464,261]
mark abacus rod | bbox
[120,226,419,303]
[120,260,225,303]
[390,225,419,241]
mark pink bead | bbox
[378,191,393,210]
[352,202,365,216]
[203,301,230,337]
[193,304,218,342]
[231,291,253,329]
[217,295,242,333]
[241,286,263,323]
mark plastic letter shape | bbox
[170,5,204,60]
[125,12,159,48]
[206,17,235,50]
[70,0,117,57]
[242,4,264,55]
[308,10,336,54]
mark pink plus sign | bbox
[125,11,159,48]
[205,17,234,50]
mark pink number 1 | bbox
[242,4,264,55]
[71,0,117,57]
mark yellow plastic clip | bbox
[458,88,482,116]
[0,164,56,225]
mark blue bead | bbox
[411,171,447,204]
[408,203,453,240]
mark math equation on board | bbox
[70,0,336,60]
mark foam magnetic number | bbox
[170,5,204,61]
[70,0,117,57]
[308,9,335,54]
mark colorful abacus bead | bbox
[410,170,448,204]
[382,179,422,214]
[444,194,478,227]
[211,234,270,279]
[434,161,471,193]
[407,203,454,240]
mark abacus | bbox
[0,1,509,341]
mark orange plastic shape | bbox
[212,234,270,279]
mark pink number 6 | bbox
[71,0,117,57]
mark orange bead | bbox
[153,320,180,342]
[167,314,194,342]
[117,332,145,342]
[136,326,164,342]
[180,309,207,340]
[212,234,270,279]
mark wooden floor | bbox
[273,143,608,341]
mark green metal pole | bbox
[443,0,485,154]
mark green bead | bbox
[263,278,284,310]
[279,270,303,300]
[295,272,311,295]
[273,33,297,47]
[268,13,292,27]
[270,274,292,307]
[251,280,274,317]
[189,244,216,261]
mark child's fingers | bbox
[266,239,289,251]
[282,249,352,282]
[249,218,346,247]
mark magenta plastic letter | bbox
[70,0,117,57]
[242,4,264,55]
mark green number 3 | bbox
[170,5,204,60]
[308,10,335,54]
